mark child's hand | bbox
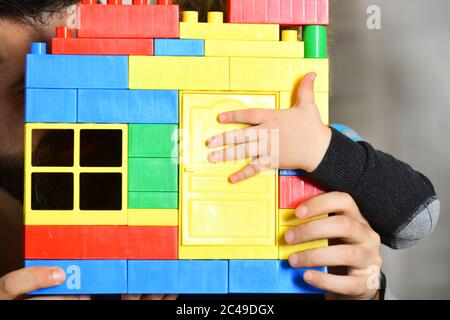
[206,72,332,183]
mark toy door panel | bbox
[180,92,278,249]
[181,92,278,174]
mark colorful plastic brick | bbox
[229,260,325,294]
[25,89,77,123]
[77,2,179,39]
[331,124,363,142]
[205,31,303,58]
[227,0,330,26]
[24,123,128,226]
[25,226,178,260]
[279,169,307,176]
[180,11,279,41]
[279,176,325,209]
[128,158,178,192]
[129,56,229,90]
[128,192,178,209]
[26,43,128,89]
[128,209,178,227]
[128,260,228,294]
[154,39,205,56]
[52,27,154,55]
[303,25,328,58]
[230,57,329,92]
[25,260,127,295]
[128,124,178,158]
[77,90,179,124]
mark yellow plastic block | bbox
[128,209,178,226]
[230,58,329,92]
[129,56,229,90]
[279,209,328,226]
[279,226,328,260]
[180,11,279,41]
[279,91,329,124]
[24,123,128,226]
[205,39,304,58]
[179,92,278,259]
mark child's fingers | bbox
[206,127,259,148]
[303,270,368,297]
[229,161,266,183]
[295,72,317,108]
[217,109,272,125]
[208,142,259,163]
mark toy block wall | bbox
[24,0,330,295]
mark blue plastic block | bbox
[279,169,307,176]
[25,89,77,123]
[25,260,127,295]
[154,39,205,56]
[78,90,178,124]
[26,46,128,89]
[331,124,362,142]
[229,260,326,294]
[128,260,228,294]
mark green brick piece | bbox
[129,124,178,158]
[303,26,327,59]
[129,158,178,192]
[128,192,178,209]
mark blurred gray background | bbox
[330,0,450,299]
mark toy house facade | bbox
[24,0,330,294]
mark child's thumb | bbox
[295,73,317,108]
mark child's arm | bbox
[206,73,439,249]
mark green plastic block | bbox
[129,158,178,192]
[303,26,327,58]
[128,192,178,209]
[129,124,178,158]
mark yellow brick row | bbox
[128,209,178,226]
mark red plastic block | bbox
[52,27,154,55]
[279,176,325,209]
[126,226,178,260]
[227,0,330,26]
[25,226,178,260]
[77,2,179,39]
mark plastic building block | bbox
[77,2,179,39]
[128,192,178,209]
[26,43,128,89]
[179,91,278,259]
[128,260,228,294]
[126,226,178,260]
[205,30,303,58]
[279,225,328,259]
[180,11,279,41]
[230,58,329,92]
[25,89,77,123]
[25,260,127,295]
[128,158,178,192]
[128,209,178,226]
[227,0,330,26]
[154,39,205,56]
[77,90,179,124]
[331,124,363,142]
[129,56,229,90]
[24,123,128,226]
[25,226,177,259]
[279,169,307,176]
[279,176,325,209]
[303,26,328,58]
[129,124,178,158]
[229,260,325,294]
[52,27,154,55]
[280,91,329,124]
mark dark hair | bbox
[0,0,80,23]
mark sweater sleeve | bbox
[309,127,440,249]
